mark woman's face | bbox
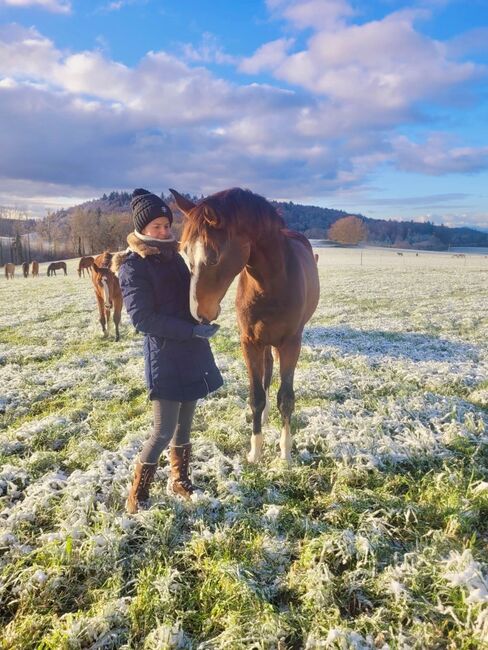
[142,216,171,240]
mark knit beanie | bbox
[131,188,173,233]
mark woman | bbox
[117,188,223,514]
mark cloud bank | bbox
[0,0,487,220]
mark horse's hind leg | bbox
[262,346,273,426]
[277,336,301,463]
[242,339,266,463]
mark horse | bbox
[22,261,29,278]
[91,252,122,341]
[31,260,39,277]
[172,187,320,463]
[5,263,15,280]
[78,255,94,278]
[47,261,67,276]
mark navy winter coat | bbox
[118,249,223,402]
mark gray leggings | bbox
[139,398,197,464]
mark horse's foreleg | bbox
[105,308,111,336]
[277,337,301,462]
[242,339,266,463]
[262,346,273,426]
[96,296,107,336]
[114,302,121,342]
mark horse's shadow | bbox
[302,325,480,364]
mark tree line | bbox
[1,190,486,264]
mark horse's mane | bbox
[181,188,284,248]
[95,251,113,268]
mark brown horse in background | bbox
[91,252,122,341]
[22,262,29,278]
[78,255,94,278]
[5,263,15,280]
[47,261,67,276]
[31,260,39,277]
[172,187,320,463]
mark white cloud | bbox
[181,33,237,66]
[393,135,488,175]
[0,0,71,13]
[239,38,294,74]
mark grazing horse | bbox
[172,187,320,463]
[91,252,122,341]
[31,260,39,277]
[5,263,15,280]
[47,261,67,276]
[22,261,29,278]
[78,255,94,278]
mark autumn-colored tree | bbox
[328,215,368,245]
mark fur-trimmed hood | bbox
[111,232,179,274]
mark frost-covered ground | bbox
[0,250,487,649]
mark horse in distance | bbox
[78,256,94,278]
[172,187,320,464]
[91,252,123,341]
[47,261,67,276]
[31,261,39,277]
[5,263,15,280]
[22,262,29,278]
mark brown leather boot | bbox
[168,444,201,500]
[126,461,157,514]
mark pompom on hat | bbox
[131,188,173,233]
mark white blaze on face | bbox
[187,240,206,322]
[102,277,111,308]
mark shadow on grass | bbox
[303,326,480,363]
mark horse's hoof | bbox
[247,451,261,464]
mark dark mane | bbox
[181,188,284,247]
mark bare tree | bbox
[328,216,368,245]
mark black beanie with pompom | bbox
[131,188,173,233]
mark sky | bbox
[0,0,487,230]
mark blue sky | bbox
[0,0,487,229]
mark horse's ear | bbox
[203,205,221,228]
[169,189,196,216]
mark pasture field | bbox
[0,250,487,649]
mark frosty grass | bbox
[0,249,487,649]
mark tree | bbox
[328,216,368,245]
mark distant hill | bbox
[2,191,487,252]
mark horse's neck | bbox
[243,233,286,295]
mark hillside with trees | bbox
[1,191,487,264]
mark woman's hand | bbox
[192,323,220,339]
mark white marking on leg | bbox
[247,433,263,463]
[188,241,205,321]
[280,422,292,462]
[262,389,270,426]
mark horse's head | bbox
[172,189,252,323]
[92,263,116,309]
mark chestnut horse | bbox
[31,260,39,277]
[91,252,122,341]
[22,261,29,278]
[5,263,15,279]
[78,255,94,278]
[47,261,67,276]
[172,187,320,463]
